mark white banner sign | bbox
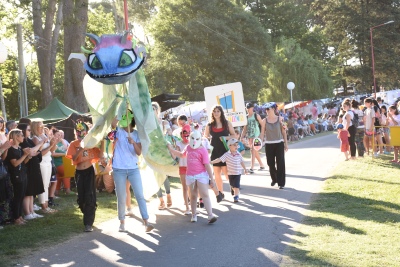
[204,82,247,127]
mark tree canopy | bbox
[146,0,273,101]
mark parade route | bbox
[20,133,341,267]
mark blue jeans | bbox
[113,168,149,221]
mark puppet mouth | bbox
[86,59,144,85]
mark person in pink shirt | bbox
[168,130,218,224]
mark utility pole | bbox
[17,24,28,118]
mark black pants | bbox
[348,125,356,157]
[265,142,286,187]
[11,171,27,220]
[75,166,97,226]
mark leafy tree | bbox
[0,55,21,120]
[310,0,400,92]
[260,37,332,102]
[146,0,273,101]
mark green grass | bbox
[0,177,181,267]
[282,155,400,267]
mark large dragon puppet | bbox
[69,32,177,198]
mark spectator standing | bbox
[0,117,6,143]
[351,100,365,157]
[363,98,375,155]
[387,105,400,163]
[341,101,356,160]
[380,105,391,155]
[6,129,31,225]
[260,102,288,189]
[18,123,45,220]
[53,129,72,195]
[5,120,17,135]
[204,105,235,199]
[66,121,103,232]
[311,104,318,120]
[0,138,12,225]
[31,121,58,213]
[336,124,350,160]
[241,103,265,173]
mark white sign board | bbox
[204,82,247,127]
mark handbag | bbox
[0,159,9,180]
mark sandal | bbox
[390,160,398,163]
[158,201,166,210]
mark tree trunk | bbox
[32,0,59,108]
[63,0,89,113]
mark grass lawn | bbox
[0,177,181,267]
[282,154,400,267]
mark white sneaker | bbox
[184,210,191,215]
[191,215,197,222]
[24,214,35,220]
[32,213,43,218]
[373,152,379,158]
[126,208,134,216]
[33,204,40,211]
[119,224,126,232]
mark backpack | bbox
[351,111,359,128]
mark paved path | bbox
[21,133,341,267]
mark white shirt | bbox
[112,128,141,169]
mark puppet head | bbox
[69,32,146,85]
[181,124,191,143]
[189,130,202,149]
[119,111,135,128]
[75,121,89,139]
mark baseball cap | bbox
[337,124,344,129]
[227,138,238,146]
[246,102,254,109]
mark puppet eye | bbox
[119,50,136,67]
[88,54,103,69]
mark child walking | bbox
[210,138,248,202]
[337,124,350,161]
[168,130,218,223]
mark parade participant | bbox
[174,124,191,214]
[241,102,265,173]
[210,138,248,202]
[111,113,154,233]
[168,130,218,224]
[152,102,172,210]
[260,102,288,189]
[363,98,375,155]
[66,121,103,232]
[203,105,235,200]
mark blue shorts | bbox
[228,175,241,189]
[50,174,57,182]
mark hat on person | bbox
[227,138,238,146]
[264,102,277,109]
[337,124,344,129]
[246,102,254,109]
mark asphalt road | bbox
[20,133,341,267]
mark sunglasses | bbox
[0,120,4,123]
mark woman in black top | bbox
[6,129,31,225]
[17,123,45,220]
[203,105,235,199]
